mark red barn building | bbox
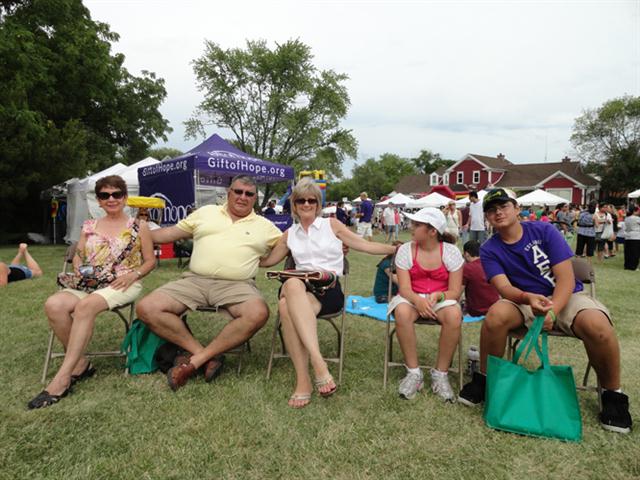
[397,153,600,205]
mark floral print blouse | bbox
[80,218,142,277]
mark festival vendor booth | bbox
[138,134,295,231]
[516,189,568,207]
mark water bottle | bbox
[467,345,480,376]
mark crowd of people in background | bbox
[322,196,640,271]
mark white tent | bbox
[406,192,453,209]
[517,189,568,207]
[628,188,640,199]
[376,193,413,207]
[65,157,159,243]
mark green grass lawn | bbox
[0,236,638,479]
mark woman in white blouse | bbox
[260,178,395,408]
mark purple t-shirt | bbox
[360,199,373,223]
[480,221,582,296]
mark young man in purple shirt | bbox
[458,188,632,434]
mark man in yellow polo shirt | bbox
[137,175,282,391]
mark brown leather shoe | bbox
[173,352,192,367]
[204,355,225,383]
[167,363,197,391]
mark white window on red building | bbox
[473,170,480,184]
[430,173,439,185]
[443,174,449,185]
[457,171,464,184]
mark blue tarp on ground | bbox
[345,295,484,323]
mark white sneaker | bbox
[430,369,456,403]
[398,370,424,400]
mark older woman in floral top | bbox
[28,175,155,409]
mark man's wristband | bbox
[438,292,446,303]
[548,309,557,322]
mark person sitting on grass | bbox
[458,188,632,434]
[136,175,282,392]
[462,240,499,317]
[259,178,396,408]
[387,207,464,402]
[0,243,43,287]
[373,241,403,303]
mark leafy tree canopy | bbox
[411,149,455,174]
[0,0,171,231]
[571,95,640,193]
[146,147,183,161]
[185,39,357,205]
[327,153,417,201]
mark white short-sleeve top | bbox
[395,241,464,272]
[287,217,344,275]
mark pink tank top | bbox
[408,242,449,294]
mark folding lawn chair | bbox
[266,256,349,384]
[382,256,464,392]
[507,256,602,408]
[41,243,135,384]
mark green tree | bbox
[147,147,183,161]
[411,149,455,175]
[348,154,418,200]
[326,178,358,202]
[571,96,640,193]
[0,0,171,231]
[185,39,357,205]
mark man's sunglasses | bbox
[96,191,125,200]
[231,188,256,197]
[294,198,318,205]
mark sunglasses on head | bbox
[294,198,318,205]
[231,188,256,197]
[97,191,125,200]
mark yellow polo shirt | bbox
[176,204,282,280]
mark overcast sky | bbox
[86,0,639,174]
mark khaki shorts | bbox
[500,291,611,336]
[357,222,373,237]
[63,282,143,310]
[157,272,264,311]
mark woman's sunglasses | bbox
[294,198,318,205]
[97,191,125,200]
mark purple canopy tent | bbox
[138,134,294,228]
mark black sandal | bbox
[27,386,72,410]
[71,363,96,385]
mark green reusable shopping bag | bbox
[483,316,582,442]
[120,319,166,375]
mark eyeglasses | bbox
[294,198,318,205]
[485,203,514,216]
[231,188,256,198]
[97,191,125,200]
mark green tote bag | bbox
[120,319,166,375]
[483,316,582,442]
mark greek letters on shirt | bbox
[527,242,555,286]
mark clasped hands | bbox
[522,292,555,331]
[414,293,443,320]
